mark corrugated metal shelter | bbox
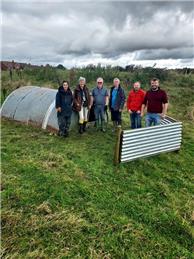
[115,116,182,163]
[1,86,78,131]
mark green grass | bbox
[1,118,194,258]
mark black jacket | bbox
[55,86,73,117]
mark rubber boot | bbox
[79,124,83,134]
[64,128,69,137]
[83,122,87,132]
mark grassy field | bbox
[1,69,194,258]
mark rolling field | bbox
[1,69,194,258]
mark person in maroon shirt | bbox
[141,78,168,127]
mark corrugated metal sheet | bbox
[1,86,78,131]
[120,116,182,163]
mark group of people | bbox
[55,77,168,137]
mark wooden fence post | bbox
[114,127,122,165]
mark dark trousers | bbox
[57,113,71,135]
[130,112,142,129]
[111,108,121,125]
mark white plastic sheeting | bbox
[1,86,78,131]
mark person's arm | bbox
[90,95,94,109]
[105,90,109,106]
[55,92,61,112]
[89,89,95,109]
[140,104,146,117]
[104,93,109,112]
[119,88,126,112]
[108,89,112,110]
[161,91,168,118]
[137,91,146,114]
[161,103,168,118]
[127,92,132,113]
[71,91,73,106]
[141,92,147,117]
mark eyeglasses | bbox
[97,82,103,84]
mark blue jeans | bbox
[94,105,105,122]
[145,113,161,127]
[130,112,142,129]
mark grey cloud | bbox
[136,47,194,60]
[2,1,194,24]
[1,1,194,67]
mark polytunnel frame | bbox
[0,86,39,122]
[0,86,81,132]
[42,100,56,130]
[0,86,60,131]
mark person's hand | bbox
[137,110,141,114]
[119,109,122,112]
[57,107,61,112]
[128,109,132,114]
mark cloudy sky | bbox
[1,0,194,68]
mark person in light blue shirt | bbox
[90,77,109,132]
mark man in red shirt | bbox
[141,78,168,127]
[127,81,145,129]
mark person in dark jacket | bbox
[109,78,126,131]
[55,80,73,137]
[73,77,91,134]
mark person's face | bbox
[133,82,140,91]
[97,80,103,88]
[114,80,119,87]
[151,80,159,90]
[63,82,68,91]
[79,80,85,88]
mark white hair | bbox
[79,76,86,83]
[97,77,103,83]
[113,78,120,83]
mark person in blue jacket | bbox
[109,78,126,131]
[55,80,73,137]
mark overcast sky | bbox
[1,0,194,68]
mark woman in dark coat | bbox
[55,80,73,137]
[73,77,91,134]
